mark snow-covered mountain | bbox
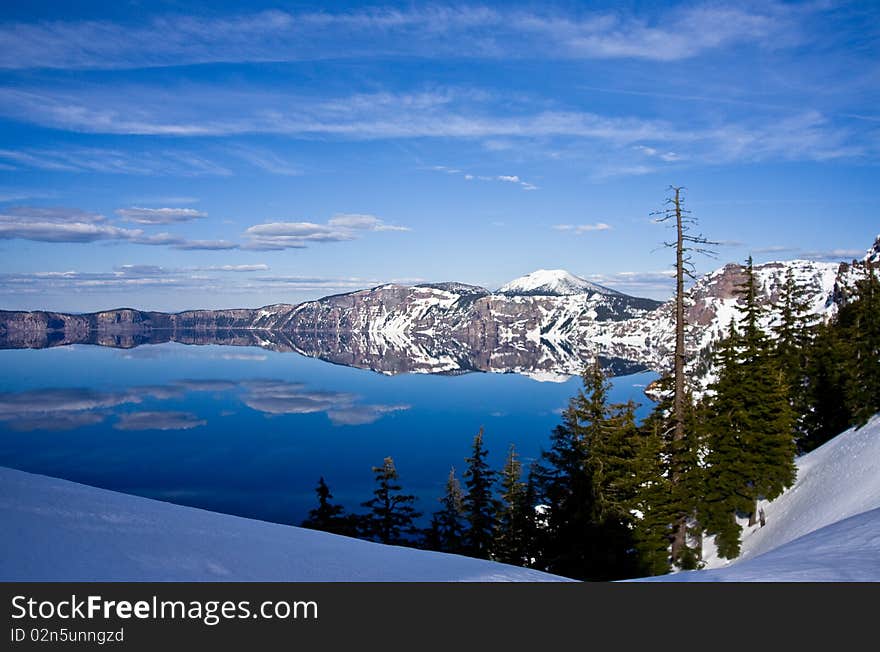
[1,236,877,382]
[498,269,620,297]
[0,275,662,378]
[864,234,880,264]
[602,258,843,381]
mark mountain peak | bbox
[498,269,620,297]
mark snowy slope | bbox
[708,413,880,566]
[0,466,570,582]
[637,507,880,582]
[498,269,620,297]
[640,413,880,582]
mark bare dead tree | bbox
[651,186,717,565]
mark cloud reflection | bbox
[0,377,409,432]
[240,379,409,426]
[113,411,206,431]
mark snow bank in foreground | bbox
[0,466,569,582]
[637,507,880,582]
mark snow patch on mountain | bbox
[499,269,621,297]
[865,234,880,264]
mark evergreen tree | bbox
[799,319,852,451]
[533,362,648,580]
[432,466,466,554]
[800,263,880,449]
[774,266,818,436]
[493,445,535,567]
[532,406,592,577]
[839,265,880,427]
[422,514,444,551]
[701,323,756,558]
[360,457,421,545]
[633,378,702,575]
[462,428,498,559]
[300,477,355,536]
[702,258,797,558]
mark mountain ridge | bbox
[1,238,876,381]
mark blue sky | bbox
[0,1,878,311]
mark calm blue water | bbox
[0,343,656,526]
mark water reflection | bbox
[1,328,647,379]
[0,343,656,525]
[0,378,411,432]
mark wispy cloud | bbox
[0,205,236,249]
[634,145,683,162]
[587,270,677,297]
[227,146,301,176]
[0,4,805,70]
[1,83,864,173]
[115,207,207,224]
[0,145,232,177]
[191,264,269,273]
[0,206,140,243]
[432,165,539,190]
[0,266,384,300]
[173,240,239,251]
[754,247,867,262]
[0,86,673,142]
[0,188,56,203]
[553,223,612,234]
[243,213,409,250]
[3,204,407,255]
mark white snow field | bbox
[641,413,880,582]
[0,466,569,582]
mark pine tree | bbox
[633,378,699,575]
[301,477,354,536]
[800,319,851,451]
[533,362,648,580]
[774,266,818,442]
[532,406,592,577]
[798,263,880,449]
[462,428,498,559]
[433,466,466,554]
[493,445,535,567]
[840,264,880,426]
[739,259,797,512]
[701,323,755,558]
[702,258,797,558]
[360,457,421,545]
